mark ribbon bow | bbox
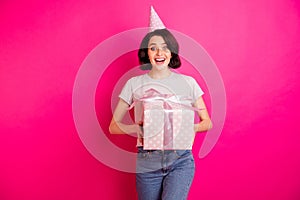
[128,88,202,112]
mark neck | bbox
[148,67,172,79]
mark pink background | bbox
[1,0,300,199]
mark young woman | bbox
[109,29,212,200]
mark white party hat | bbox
[149,6,166,32]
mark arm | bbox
[109,98,142,135]
[194,96,213,132]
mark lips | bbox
[154,58,165,64]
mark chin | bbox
[155,65,168,70]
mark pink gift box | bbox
[131,89,196,150]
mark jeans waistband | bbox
[137,146,191,154]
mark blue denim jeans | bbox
[136,147,195,200]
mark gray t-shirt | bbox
[119,72,204,105]
[119,72,204,146]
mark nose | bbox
[156,48,162,55]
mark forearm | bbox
[109,121,139,134]
[194,119,213,132]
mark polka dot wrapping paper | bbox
[142,99,195,150]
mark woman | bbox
[109,29,212,200]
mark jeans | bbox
[136,147,195,200]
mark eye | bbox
[162,46,169,51]
[150,46,157,51]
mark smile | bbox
[154,58,165,63]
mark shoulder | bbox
[173,72,198,84]
[126,74,147,84]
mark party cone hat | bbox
[149,6,166,32]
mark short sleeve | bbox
[119,78,133,105]
[190,78,204,102]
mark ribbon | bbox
[128,88,202,112]
[163,101,173,148]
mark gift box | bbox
[132,88,197,150]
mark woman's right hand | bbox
[135,122,144,138]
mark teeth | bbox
[155,58,165,62]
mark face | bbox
[147,36,172,70]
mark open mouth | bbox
[154,58,165,64]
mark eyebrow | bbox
[148,42,167,46]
